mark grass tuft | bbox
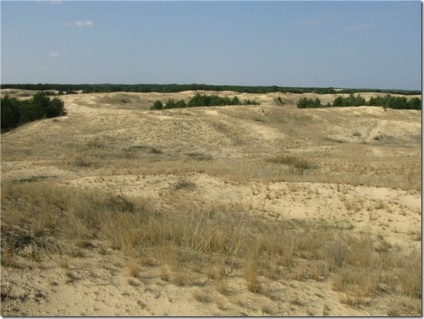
[244,260,259,293]
[268,155,312,174]
[171,176,197,190]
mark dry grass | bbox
[58,256,70,269]
[322,239,348,272]
[193,289,214,303]
[397,250,421,298]
[244,260,259,293]
[65,270,80,284]
[1,245,15,267]
[1,91,421,316]
[127,278,141,287]
[1,180,420,307]
[170,176,197,190]
[172,270,195,287]
[215,279,230,296]
[268,154,312,174]
[339,294,369,307]
[127,259,141,278]
[206,263,226,280]
[159,265,171,282]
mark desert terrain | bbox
[1,89,421,316]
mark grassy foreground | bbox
[2,180,421,308]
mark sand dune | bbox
[1,90,421,316]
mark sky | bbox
[1,1,421,90]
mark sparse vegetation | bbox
[193,289,214,303]
[2,180,420,315]
[1,89,420,316]
[268,154,312,174]
[296,97,323,108]
[332,94,366,107]
[368,94,421,109]
[150,93,259,110]
[297,93,421,109]
[170,176,197,190]
[244,259,259,293]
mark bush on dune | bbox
[1,92,67,132]
[150,93,260,110]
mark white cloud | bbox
[73,20,94,27]
[49,51,58,58]
[62,20,94,27]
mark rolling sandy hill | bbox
[1,90,421,316]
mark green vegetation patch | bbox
[1,92,67,132]
[151,93,260,110]
[297,94,421,110]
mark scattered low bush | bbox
[151,93,259,110]
[297,93,421,110]
[297,97,323,108]
[368,95,421,109]
[332,94,366,107]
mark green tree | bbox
[165,99,176,109]
[332,96,344,107]
[32,92,51,119]
[231,96,240,105]
[1,95,21,130]
[151,100,163,110]
[46,97,67,117]
[297,97,320,108]
[17,100,36,125]
[408,97,421,110]
[175,99,186,108]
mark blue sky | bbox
[1,1,421,90]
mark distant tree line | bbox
[297,94,421,110]
[1,92,67,132]
[151,93,259,110]
[1,83,420,95]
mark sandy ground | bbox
[1,90,421,316]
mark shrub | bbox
[332,94,366,107]
[299,93,421,109]
[407,97,421,110]
[1,95,21,130]
[365,94,419,109]
[151,93,260,110]
[297,97,321,108]
[243,99,260,105]
[151,100,163,110]
[163,98,186,109]
[1,92,67,132]
[46,97,67,118]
